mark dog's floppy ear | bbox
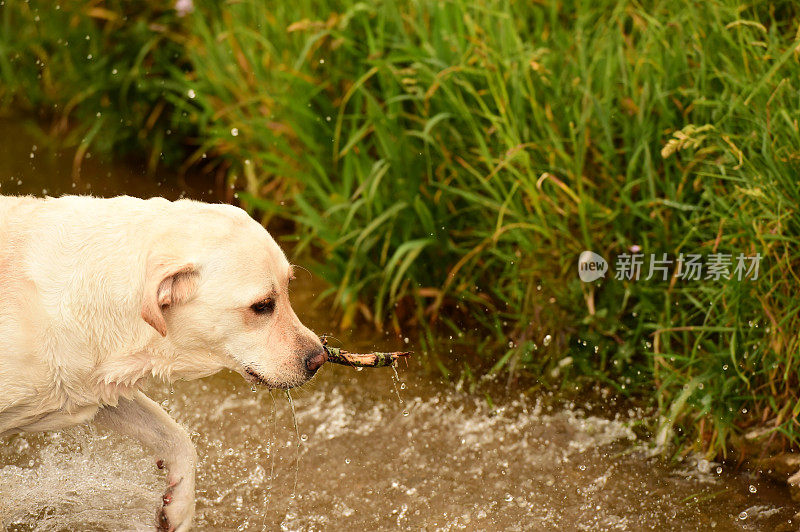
[141,260,198,337]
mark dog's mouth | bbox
[242,366,304,390]
[243,366,273,387]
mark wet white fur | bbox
[0,195,322,530]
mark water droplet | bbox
[402,410,409,417]
[400,383,406,390]
[300,434,308,442]
[738,511,747,520]
[716,466,723,474]
[504,494,513,502]
[543,334,552,347]
[250,385,257,393]
[187,89,196,99]
[231,127,239,136]
[344,458,351,464]
[749,485,757,493]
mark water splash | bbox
[0,427,160,530]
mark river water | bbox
[0,117,797,531]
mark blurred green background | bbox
[2,0,800,463]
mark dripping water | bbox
[390,364,406,413]
[285,390,301,500]
[260,390,278,531]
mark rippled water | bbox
[0,117,797,531]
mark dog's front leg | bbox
[94,390,196,531]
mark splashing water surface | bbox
[2,369,798,531]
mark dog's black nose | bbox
[305,348,327,373]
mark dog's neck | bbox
[92,340,227,404]
[147,343,229,382]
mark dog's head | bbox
[139,200,326,388]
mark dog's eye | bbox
[251,298,275,315]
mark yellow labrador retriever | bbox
[0,195,327,530]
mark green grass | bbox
[3,0,800,462]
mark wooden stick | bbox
[322,344,411,368]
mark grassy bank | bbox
[3,0,800,462]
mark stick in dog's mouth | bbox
[320,337,412,368]
[244,341,411,386]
